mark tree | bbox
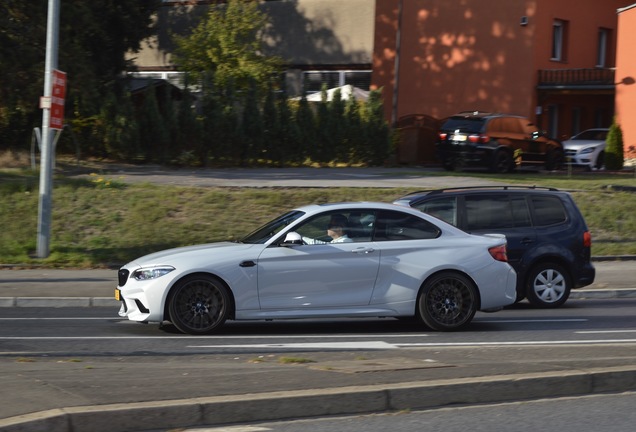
[0,1,161,150]
[605,120,624,171]
[173,0,283,95]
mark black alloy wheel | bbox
[417,272,478,331]
[168,274,230,335]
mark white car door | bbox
[256,210,380,310]
[256,241,380,309]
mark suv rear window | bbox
[531,196,567,226]
[441,117,484,133]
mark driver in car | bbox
[303,214,353,244]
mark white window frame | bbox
[551,20,565,61]
[596,28,609,67]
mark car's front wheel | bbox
[168,274,230,334]
[545,148,565,171]
[525,263,571,308]
[417,272,477,331]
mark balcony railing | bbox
[537,68,615,89]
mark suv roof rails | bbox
[403,185,559,197]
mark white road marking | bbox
[577,330,636,334]
[188,341,399,350]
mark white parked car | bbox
[563,128,609,170]
[115,202,517,334]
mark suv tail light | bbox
[488,244,508,262]
[469,134,490,144]
[439,132,448,140]
[583,231,592,247]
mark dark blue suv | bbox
[394,186,595,308]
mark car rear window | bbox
[441,117,484,133]
[530,196,567,226]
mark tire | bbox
[417,272,478,331]
[525,263,571,308]
[168,274,230,335]
[595,151,605,170]
[491,150,513,173]
[545,148,564,171]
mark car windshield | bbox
[573,130,608,141]
[240,210,305,244]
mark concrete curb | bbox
[1,365,635,432]
[2,289,636,308]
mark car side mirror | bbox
[281,232,305,247]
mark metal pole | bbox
[390,0,403,127]
[37,0,60,258]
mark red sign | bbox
[50,69,67,130]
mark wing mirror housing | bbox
[281,232,304,247]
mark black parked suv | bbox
[394,186,594,308]
[437,111,564,173]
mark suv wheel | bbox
[545,148,565,171]
[525,263,571,308]
[491,150,513,173]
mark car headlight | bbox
[580,147,596,154]
[132,266,175,281]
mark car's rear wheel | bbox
[168,274,230,334]
[491,150,513,173]
[525,263,571,308]
[417,272,477,331]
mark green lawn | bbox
[1,165,635,268]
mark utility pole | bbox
[37,0,61,258]
[391,0,403,127]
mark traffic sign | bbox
[50,69,66,130]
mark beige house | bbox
[128,0,376,97]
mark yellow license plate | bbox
[115,289,121,301]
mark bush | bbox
[605,120,624,171]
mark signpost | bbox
[37,0,61,258]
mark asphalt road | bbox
[2,299,636,432]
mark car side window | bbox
[292,210,377,244]
[373,210,440,241]
[510,196,532,227]
[414,197,457,226]
[531,196,567,226]
[465,195,514,231]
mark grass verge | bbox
[1,165,635,268]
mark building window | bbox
[302,70,371,95]
[551,20,567,61]
[596,28,610,67]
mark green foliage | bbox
[605,120,624,171]
[0,0,161,151]
[173,0,283,95]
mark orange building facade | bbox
[616,4,636,160]
[372,0,628,163]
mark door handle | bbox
[351,247,375,254]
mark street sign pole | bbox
[37,0,61,258]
